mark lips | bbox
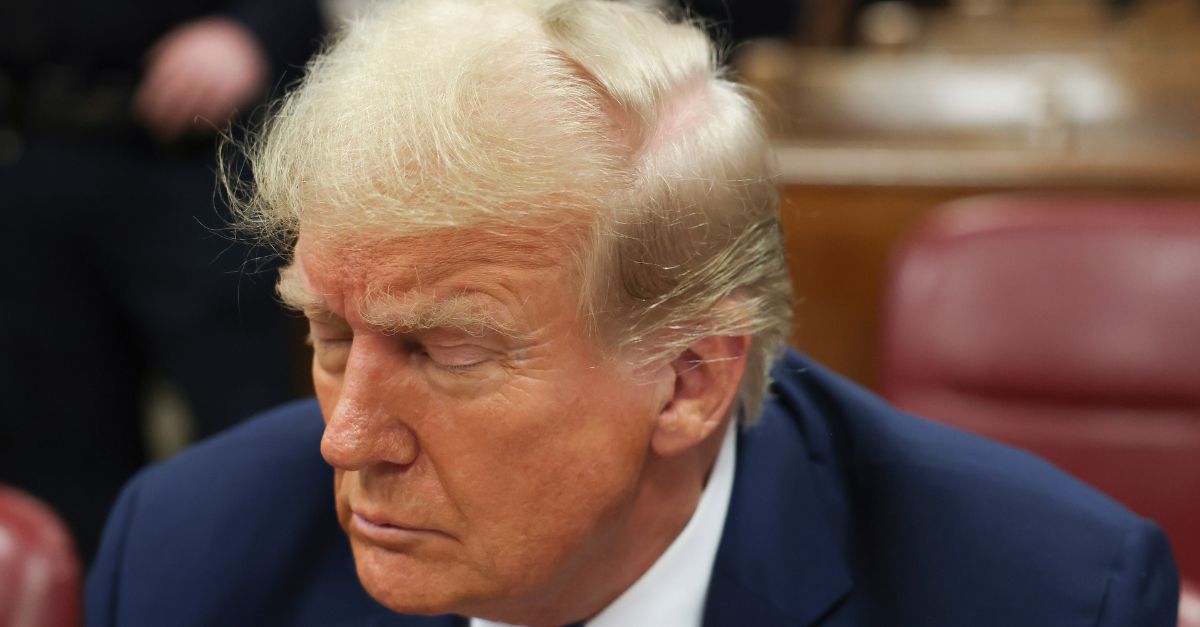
[348,509,452,548]
[354,509,415,529]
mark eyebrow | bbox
[276,265,520,338]
[277,266,328,314]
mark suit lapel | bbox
[702,380,855,627]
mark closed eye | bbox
[308,315,352,339]
[308,318,353,372]
[420,343,493,372]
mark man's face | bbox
[288,230,670,616]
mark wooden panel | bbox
[780,185,988,389]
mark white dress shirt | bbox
[471,420,737,627]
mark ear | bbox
[651,335,750,457]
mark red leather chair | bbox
[0,485,81,627]
[881,194,1200,624]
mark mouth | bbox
[348,509,454,549]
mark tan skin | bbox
[287,230,748,626]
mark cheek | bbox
[429,374,656,567]
[440,373,651,483]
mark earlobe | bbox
[651,336,749,457]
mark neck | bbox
[474,419,730,627]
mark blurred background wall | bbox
[734,0,1200,389]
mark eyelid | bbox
[421,343,493,371]
[306,319,353,373]
[307,315,352,333]
[306,318,354,352]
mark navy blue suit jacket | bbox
[86,351,1180,626]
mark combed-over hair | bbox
[229,0,794,423]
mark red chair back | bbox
[0,486,81,627]
[881,194,1200,617]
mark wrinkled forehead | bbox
[291,226,578,292]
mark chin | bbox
[351,539,474,615]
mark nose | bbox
[320,358,420,470]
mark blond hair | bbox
[230,0,793,423]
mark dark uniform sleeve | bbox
[1095,520,1180,627]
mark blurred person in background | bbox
[0,1,322,563]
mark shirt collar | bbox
[471,419,738,627]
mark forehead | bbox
[293,228,574,299]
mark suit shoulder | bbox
[768,350,1135,527]
[86,399,374,627]
[126,397,330,540]
[763,352,1178,625]
[152,397,325,480]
